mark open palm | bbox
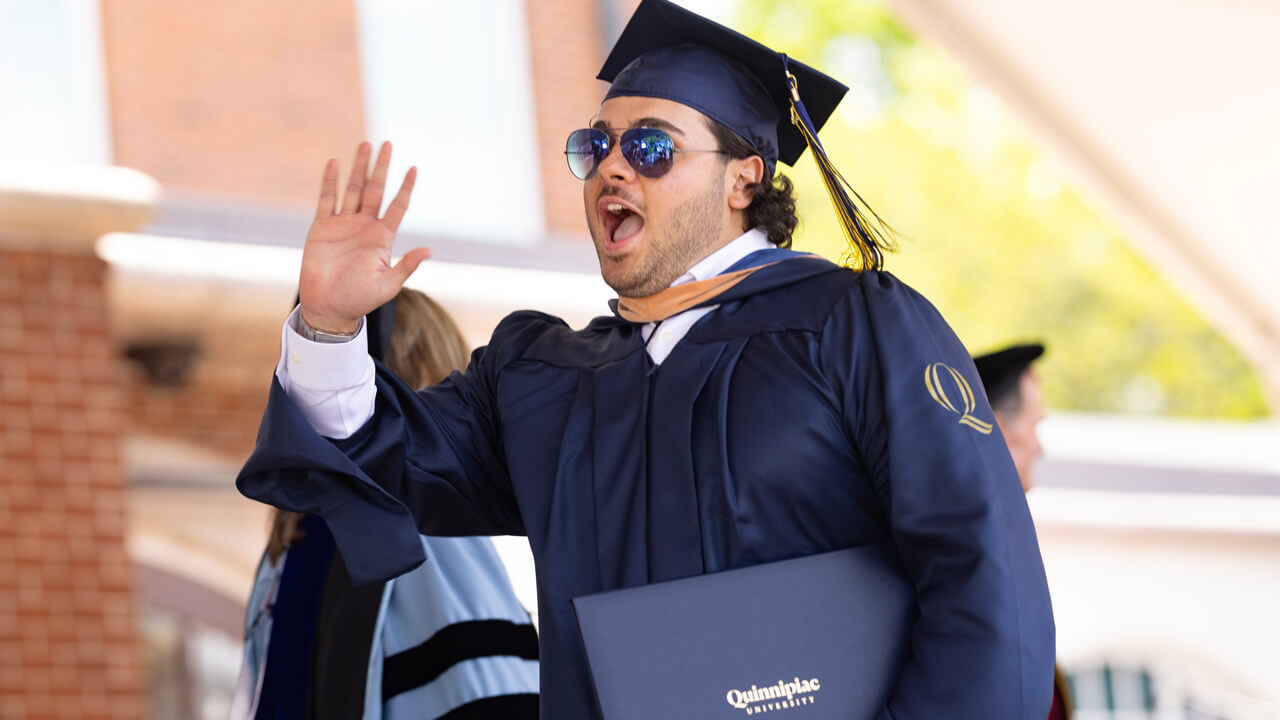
[298,141,430,334]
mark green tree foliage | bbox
[732,0,1269,417]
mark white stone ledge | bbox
[0,165,160,250]
[1028,487,1280,537]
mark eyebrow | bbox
[590,116,686,136]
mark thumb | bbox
[391,246,433,285]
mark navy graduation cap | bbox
[598,0,895,269]
[973,342,1045,408]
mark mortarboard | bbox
[972,343,1045,409]
[598,0,894,270]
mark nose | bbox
[597,138,635,183]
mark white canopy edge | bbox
[885,0,1280,412]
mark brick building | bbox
[1,1,636,717]
[8,1,1280,719]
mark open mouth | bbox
[598,197,645,250]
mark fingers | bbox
[340,142,372,214]
[315,159,339,218]
[361,141,392,217]
[391,247,433,285]
[382,166,417,234]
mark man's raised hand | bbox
[298,141,431,334]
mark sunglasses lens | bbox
[566,128,609,179]
[621,128,674,178]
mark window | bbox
[1070,661,1266,720]
[0,0,111,164]
[355,0,544,243]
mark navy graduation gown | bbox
[239,255,1055,719]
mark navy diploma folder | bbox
[572,542,916,719]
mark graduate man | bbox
[239,1,1055,717]
[973,343,1048,491]
[974,342,1074,719]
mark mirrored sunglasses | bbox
[564,127,725,180]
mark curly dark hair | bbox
[705,117,799,248]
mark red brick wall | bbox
[124,329,282,462]
[99,0,367,207]
[97,0,371,464]
[0,247,145,720]
[525,0,611,236]
[125,377,267,463]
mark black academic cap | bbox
[598,0,848,175]
[972,343,1045,409]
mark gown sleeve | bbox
[237,313,548,587]
[820,271,1056,719]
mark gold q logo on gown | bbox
[925,363,993,435]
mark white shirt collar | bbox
[671,228,774,287]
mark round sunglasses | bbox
[564,127,726,180]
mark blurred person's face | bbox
[995,371,1046,492]
[582,96,758,297]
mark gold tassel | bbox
[786,70,896,271]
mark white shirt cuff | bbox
[275,306,377,439]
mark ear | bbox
[726,155,765,211]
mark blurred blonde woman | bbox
[234,289,539,720]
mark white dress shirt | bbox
[277,228,775,439]
[639,227,773,364]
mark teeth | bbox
[606,203,625,214]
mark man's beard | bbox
[592,180,725,298]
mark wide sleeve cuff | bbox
[237,375,427,586]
